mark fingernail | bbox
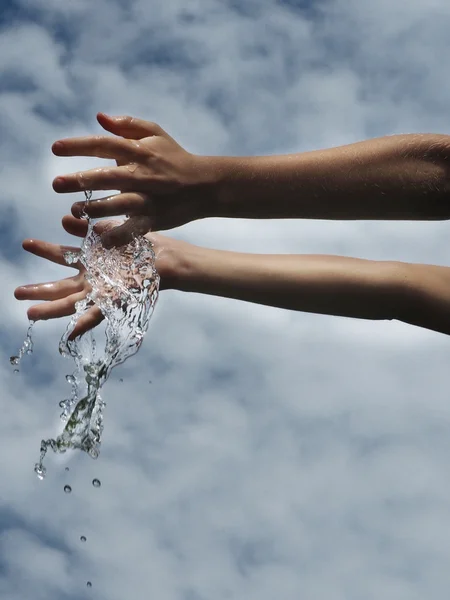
[14,287,26,298]
[53,177,65,189]
[53,141,64,152]
[72,202,84,216]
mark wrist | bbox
[153,236,207,293]
[171,243,209,293]
[395,262,450,335]
[195,155,245,219]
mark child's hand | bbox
[52,113,218,246]
[14,216,108,338]
[14,215,191,338]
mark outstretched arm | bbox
[174,244,450,336]
[15,217,450,337]
[51,114,450,246]
[211,134,450,222]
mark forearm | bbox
[397,262,450,336]
[174,246,407,322]
[206,134,450,221]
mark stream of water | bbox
[13,193,159,477]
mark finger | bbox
[72,192,149,219]
[15,275,84,302]
[101,215,153,249]
[97,113,167,140]
[62,214,88,238]
[52,165,149,193]
[63,214,123,238]
[27,290,88,321]
[52,134,147,162]
[22,239,81,267]
[68,305,104,340]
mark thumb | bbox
[101,215,153,249]
[97,113,167,140]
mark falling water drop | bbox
[34,463,46,480]
[86,581,92,588]
[92,478,101,488]
[119,378,123,382]
[65,467,70,472]
[13,369,19,375]
[64,485,72,494]
[89,447,99,460]
[80,535,87,542]
[10,320,35,369]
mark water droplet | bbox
[119,378,123,382]
[64,485,72,494]
[66,374,75,385]
[88,447,99,460]
[34,463,46,480]
[126,163,139,174]
[149,380,152,384]
[80,535,87,542]
[65,467,70,472]
[63,250,81,265]
[13,369,19,375]
[92,478,101,488]
[11,321,35,369]
[86,581,92,588]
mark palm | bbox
[15,214,189,337]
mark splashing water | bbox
[10,320,35,369]
[29,191,159,479]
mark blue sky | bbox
[2,0,450,598]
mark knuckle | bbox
[147,121,163,134]
[76,172,88,189]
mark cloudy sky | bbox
[2,0,450,598]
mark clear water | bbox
[10,320,35,370]
[23,192,160,479]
